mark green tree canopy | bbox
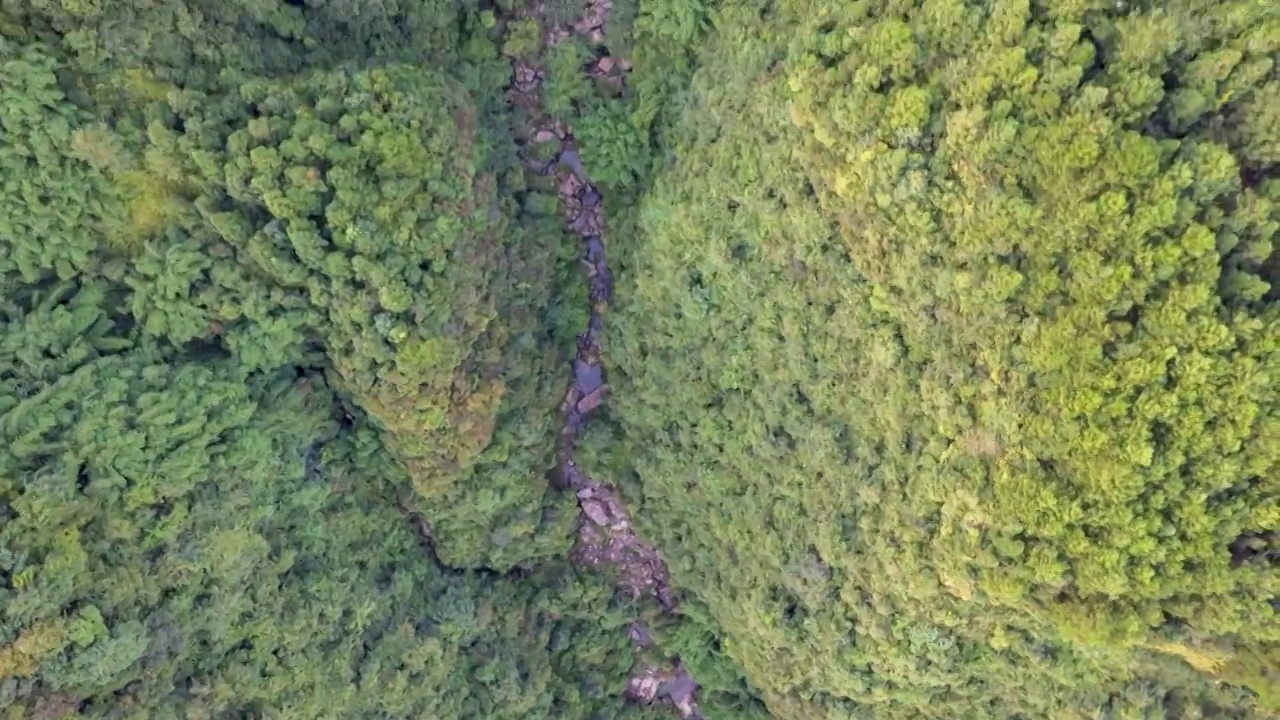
[109,61,582,569]
[606,0,1277,716]
[1,0,1276,718]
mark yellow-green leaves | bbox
[609,0,1278,717]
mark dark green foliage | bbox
[100,60,577,569]
[190,67,532,498]
[0,4,646,717]
[0,304,641,716]
[6,0,465,82]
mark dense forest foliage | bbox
[0,0,1274,719]
[606,0,1278,717]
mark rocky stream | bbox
[510,1,705,718]
[399,1,705,715]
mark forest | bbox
[0,0,1274,719]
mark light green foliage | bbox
[503,18,543,58]
[0,38,114,286]
[544,38,593,116]
[576,99,650,190]
[607,0,1277,717]
[785,0,1277,654]
[635,0,709,46]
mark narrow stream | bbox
[507,1,706,718]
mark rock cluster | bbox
[627,665,703,720]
